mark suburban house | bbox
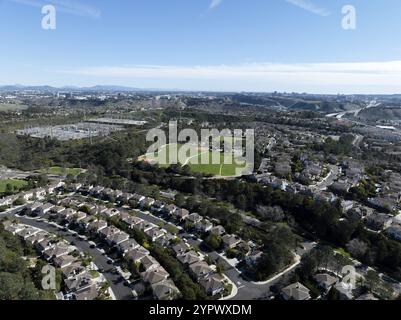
[54,255,76,269]
[194,219,213,233]
[89,186,104,197]
[122,215,144,229]
[210,225,226,236]
[16,227,40,240]
[78,215,94,229]
[34,188,48,200]
[49,205,66,216]
[145,227,167,242]
[151,279,181,300]
[366,213,393,231]
[72,211,87,222]
[62,262,86,279]
[131,193,145,204]
[3,222,25,234]
[177,251,202,266]
[385,225,401,242]
[137,221,157,233]
[173,208,190,221]
[43,242,70,260]
[140,197,155,209]
[313,273,339,292]
[117,238,140,254]
[64,272,95,295]
[189,261,214,281]
[125,247,150,263]
[334,282,354,300]
[186,213,202,224]
[25,231,47,245]
[141,266,170,285]
[36,238,55,252]
[60,208,77,220]
[162,204,178,216]
[20,190,34,201]
[40,203,55,214]
[172,242,189,256]
[150,200,165,213]
[281,282,311,300]
[199,274,225,296]
[118,192,134,204]
[73,284,99,301]
[222,234,242,249]
[139,255,160,272]
[88,219,107,233]
[101,208,120,219]
[98,225,120,240]
[96,205,108,214]
[109,231,130,246]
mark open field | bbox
[139,143,250,177]
[0,103,28,111]
[0,179,28,193]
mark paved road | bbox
[2,209,133,300]
[131,207,318,300]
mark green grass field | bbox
[39,166,82,176]
[139,143,250,177]
[0,179,28,193]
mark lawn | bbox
[139,143,249,177]
[0,179,28,193]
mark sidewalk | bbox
[219,274,238,300]
[251,254,301,285]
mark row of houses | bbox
[77,184,263,267]
[281,271,377,301]
[2,220,105,300]
[52,205,182,301]
[172,241,226,296]
[69,186,235,297]
[0,181,65,207]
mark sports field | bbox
[0,179,28,193]
[139,143,251,177]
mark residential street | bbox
[1,209,134,300]
[132,207,316,300]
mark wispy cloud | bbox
[209,0,222,10]
[61,61,401,93]
[63,61,401,78]
[285,0,330,17]
[7,0,101,18]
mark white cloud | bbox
[7,0,101,18]
[285,0,330,17]
[209,0,222,10]
[61,61,401,93]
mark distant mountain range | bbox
[0,84,155,92]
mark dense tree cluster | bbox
[0,222,55,300]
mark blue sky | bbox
[1,0,401,93]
